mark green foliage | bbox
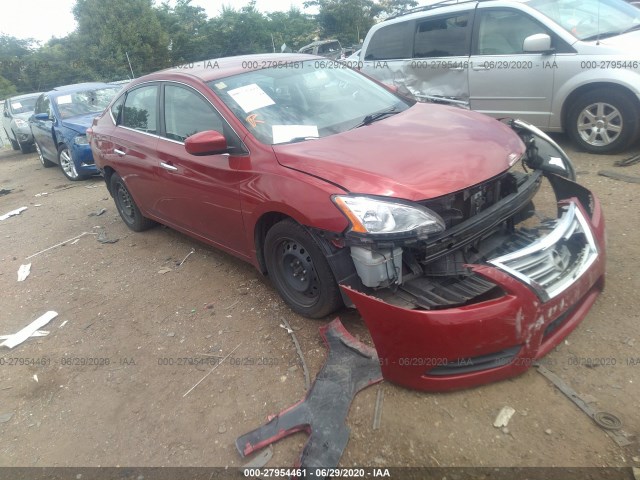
[0,74,17,98]
[304,0,382,45]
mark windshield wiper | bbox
[620,23,640,35]
[351,107,399,129]
[582,24,640,41]
[279,136,319,144]
[581,30,623,41]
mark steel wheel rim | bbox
[577,102,623,147]
[274,239,320,306]
[59,148,79,178]
[116,185,135,222]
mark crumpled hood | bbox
[61,112,100,135]
[272,103,525,201]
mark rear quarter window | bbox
[364,21,413,60]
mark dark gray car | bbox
[2,93,42,153]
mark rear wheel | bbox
[58,144,87,181]
[567,89,639,154]
[264,219,342,319]
[36,141,55,167]
[110,173,156,232]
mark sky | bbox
[0,0,313,44]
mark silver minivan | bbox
[360,0,640,153]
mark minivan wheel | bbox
[264,219,343,319]
[8,134,19,151]
[110,173,156,232]
[58,144,87,181]
[567,89,639,154]
[36,141,55,167]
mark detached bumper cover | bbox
[342,196,606,391]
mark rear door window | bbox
[121,85,158,134]
[414,13,471,57]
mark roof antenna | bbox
[596,0,601,45]
[125,52,135,79]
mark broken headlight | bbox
[333,195,445,238]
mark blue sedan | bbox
[30,83,121,181]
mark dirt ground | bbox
[0,136,639,475]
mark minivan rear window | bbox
[364,22,413,60]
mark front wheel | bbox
[110,173,156,232]
[264,219,343,319]
[567,89,639,154]
[58,144,87,181]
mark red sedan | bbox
[89,54,605,391]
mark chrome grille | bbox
[488,202,599,302]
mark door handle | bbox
[160,161,178,172]
[472,65,489,71]
[449,66,465,71]
[114,148,125,156]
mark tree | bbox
[157,0,210,65]
[0,75,17,98]
[267,8,318,52]
[304,0,382,45]
[72,0,171,80]
[377,0,419,17]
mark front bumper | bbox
[342,195,606,391]
[71,143,98,175]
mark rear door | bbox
[109,84,161,213]
[31,94,57,159]
[153,82,249,255]
[468,7,557,127]
[362,8,473,105]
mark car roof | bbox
[140,53,320,84]
[49,82,116,96]
[8,92,43,101]
[384,0,530,21]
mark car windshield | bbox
[529,0,640,40]
[54,86,121,119]
[208,59,410,145]
[10,96,38,115]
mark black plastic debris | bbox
[236,318,382,477]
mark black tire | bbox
[58,144,88,181]
[8,133,19,150]
[264,219,342,319]
[567,88,639,154]
[110,173,156,232]
[35,141,55,167]
[17,138,31,154]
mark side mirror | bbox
[523,33,552,53]
[3,110,9,118]
[184,130,229,156]
[34,112,50,121]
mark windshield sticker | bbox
[272,125,319,144]
[246,114,264,128]
[11,102,22,109]
[228,84,275,113]
[57,95,72,105]
[214,82,227,90]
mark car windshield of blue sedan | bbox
[529,0,640,40]
[54,87,121,119]
[208,60,410,144]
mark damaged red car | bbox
[88,54,606,391]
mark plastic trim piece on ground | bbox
[236,318,383,474]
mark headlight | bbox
[333,195,445,237]
[74,135,88,145]
[14,119,28,128]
